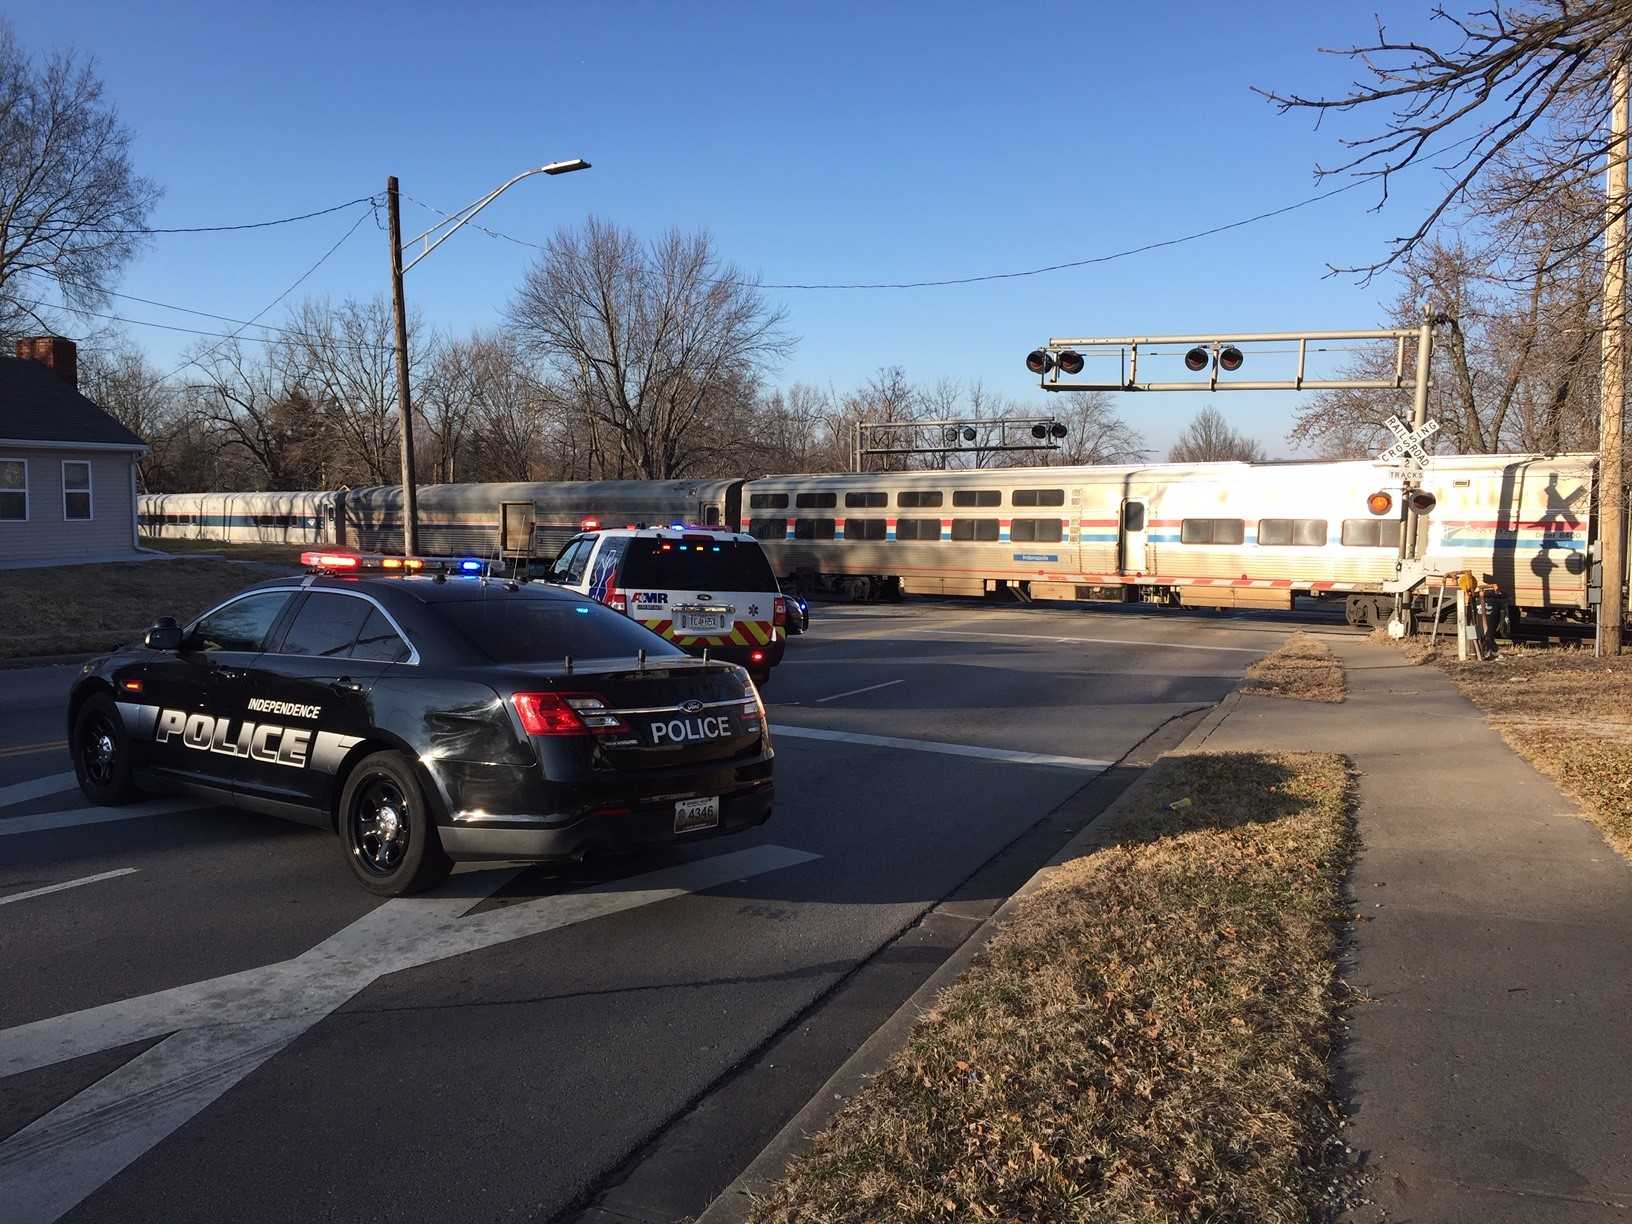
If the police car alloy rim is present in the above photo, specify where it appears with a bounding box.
[81,710,120,786]
[351,776,411,876]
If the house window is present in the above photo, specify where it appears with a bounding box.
[1341,518,1402,548]
[62,461,92,521]
[796,492,837,509]
[1257,518,1327,547]
[950,518,1000,542]
[897,490,943,508]
[894,518,941,541]
[1179,518,1246,545]
[0,459,26,521]
[952,489,1001,508]
[1011,518,1064,543]
[844,491,887,508]
[1011,488,1065,507]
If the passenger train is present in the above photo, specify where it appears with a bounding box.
[140,452,1606,627]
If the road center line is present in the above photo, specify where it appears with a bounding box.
[1,799,207,837]
[894,626,1267,654]
[0,772,79,809]
[0,843,819,1224]
[0,741,67,760]
[0,868,138,906]
[771,724,1111,772]
[813,679,904,704]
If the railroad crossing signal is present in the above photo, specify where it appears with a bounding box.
[1375,415,1440,467]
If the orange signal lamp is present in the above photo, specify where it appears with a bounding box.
[1366,491,1393,516]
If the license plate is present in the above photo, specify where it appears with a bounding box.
[681,613,723,632]
[674,796,720,833]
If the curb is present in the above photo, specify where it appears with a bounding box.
[695,695,1242,1224]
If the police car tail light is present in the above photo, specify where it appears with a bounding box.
[512,692,589,736]
[562,695,628,732]
[301,551,359,570]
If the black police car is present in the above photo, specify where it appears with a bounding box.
[66,557,775,895]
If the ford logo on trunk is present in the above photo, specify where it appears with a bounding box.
[679,699,705,714]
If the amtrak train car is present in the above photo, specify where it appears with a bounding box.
[138,491,340,545]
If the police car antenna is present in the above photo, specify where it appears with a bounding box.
[638,648,646,671]
[564,654,573,674]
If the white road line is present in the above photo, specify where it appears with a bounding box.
[0,771,79,809]
[0,868,138,906]
[0,843,819,1224]
[771,724,1111,772]
[895,626,1267,654]
[813,679,904,704]
[0,799,206,837]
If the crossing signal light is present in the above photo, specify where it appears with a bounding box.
[962,427,977,441]
[1056,349,1084,375]
[1026,349,1054,374]
[1218,345,1244,372]
[944,427,959,445]
[1406,489,1437,515]
[1050,422,1068,439]
[1366,491,1393,515]
[1184,346,1209,371]
[1031,423,1048,439]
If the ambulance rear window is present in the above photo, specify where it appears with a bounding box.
[618,538,777,593]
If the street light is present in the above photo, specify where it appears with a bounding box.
[387,159,591,554]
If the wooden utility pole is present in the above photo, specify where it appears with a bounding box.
[386,175,420,557]
[1601,62,1628,654]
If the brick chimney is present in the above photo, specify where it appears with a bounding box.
[15,336,78,389]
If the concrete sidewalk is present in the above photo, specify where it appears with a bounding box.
[1194,635,1632,1222]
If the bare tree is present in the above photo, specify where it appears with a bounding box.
[290,297,415,486]
[418,334,480,484]
[0,20,160,339]
[1051,391,1148,465]
[185,340,326,490]
[78,342,176,489]
[508,218,793,479]
[1169,406,1268,462]
[468,332,556,482]
[1259,4,1632,277]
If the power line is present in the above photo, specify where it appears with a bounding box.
[73,195,377,236]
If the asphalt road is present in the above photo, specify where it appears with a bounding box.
[0,598,1319,1223]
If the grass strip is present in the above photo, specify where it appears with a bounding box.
[1242,633,1346,702]
[0,557,299,658]
[750,751,1358,1224]
[141,537,311,564]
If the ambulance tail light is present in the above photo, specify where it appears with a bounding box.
[750,649,766,664]
[773,596,787,627]
[606,590,628,614]
[301,551,359,571]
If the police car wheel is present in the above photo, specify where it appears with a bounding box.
[338,751,451,896]
[73,692,139,805]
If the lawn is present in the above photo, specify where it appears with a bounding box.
[140,536,311,564]
[749,751,1359,1224]
[0,556,300,658]
[1242,632,1346,703]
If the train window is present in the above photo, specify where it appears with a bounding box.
[894,518,941,541]
[1122,502,1146,532]
[950,518,1000,542]
[1011,518,1064,543]
[1257,518,1329,547]
[1012,489,1065,507]
[897,490,943,508]
[952,489,1001,508]
[749,493,788,509]
[796,492,837,509]
[844,491,887,508]
[793,518,836,540]
[844,518,886,540]
[1340,518,1403,548]
[1180,518,1246,545]
[747,517,786,539]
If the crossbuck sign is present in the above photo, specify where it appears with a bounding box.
[1376,415,1440,468]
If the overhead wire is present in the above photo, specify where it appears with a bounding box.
[70,195,378,236]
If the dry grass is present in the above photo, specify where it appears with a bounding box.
[1435,649,1632,857]
[0,557,300,658]
[749,752,1359,1224]
[1243,633,1346,703]
[141,536,310,564]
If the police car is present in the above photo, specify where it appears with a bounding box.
[66,552,775,896]
[544,524,788,683]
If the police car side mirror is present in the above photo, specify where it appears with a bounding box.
[145,619,183,652]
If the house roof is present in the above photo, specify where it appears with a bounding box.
[0,357,145,449]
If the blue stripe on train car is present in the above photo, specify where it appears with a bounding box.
[1439,536,1584,551]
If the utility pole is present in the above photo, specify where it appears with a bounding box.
[1600,61,1628,654]
[386,175,420,557]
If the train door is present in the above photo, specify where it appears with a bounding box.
[500,501,536,558]
[1119,499,1147,575]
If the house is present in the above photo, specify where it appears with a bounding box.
[0,337,149,564]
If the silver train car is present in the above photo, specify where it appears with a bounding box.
[139,451,1610,625]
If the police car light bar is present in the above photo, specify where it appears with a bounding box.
[300,551,360,570]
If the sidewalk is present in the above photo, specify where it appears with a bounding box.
[1193,635,1632,1221]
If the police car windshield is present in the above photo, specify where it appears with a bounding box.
[434,595,684,664]
[619,539,776,592]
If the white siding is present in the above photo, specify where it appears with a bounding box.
[0,449,140,563]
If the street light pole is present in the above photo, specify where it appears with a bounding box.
[385,159,590,556]
[386,176,420,556]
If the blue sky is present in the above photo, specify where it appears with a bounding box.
[11,1,1456,458]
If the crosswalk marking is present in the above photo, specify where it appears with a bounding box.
[771,723,1112,771]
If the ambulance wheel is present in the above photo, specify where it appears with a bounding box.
[73,692,140,806]
[750,669,771,692]
[338,751,452,896]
